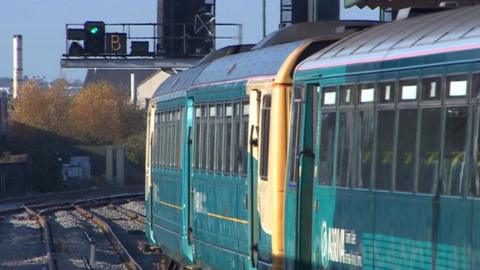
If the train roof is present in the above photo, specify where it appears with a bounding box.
[298,6,480,72]
[192,40,304,87]
[152,45,253,101]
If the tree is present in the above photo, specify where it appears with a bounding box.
[10,79,71,139]
[68,81,144,145]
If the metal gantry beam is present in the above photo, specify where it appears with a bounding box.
[60,57,200,69]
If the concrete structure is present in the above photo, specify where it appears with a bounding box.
[105,145,125,186]
[12,35,22,99]
[136,69,171,109]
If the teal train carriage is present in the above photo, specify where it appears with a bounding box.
[145,22,372,269]
[287,6,480,270]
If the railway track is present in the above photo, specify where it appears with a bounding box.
[0,191,157,270]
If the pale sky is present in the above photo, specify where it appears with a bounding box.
[0,0,379,82]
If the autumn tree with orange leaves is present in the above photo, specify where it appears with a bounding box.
[6,80,146,192]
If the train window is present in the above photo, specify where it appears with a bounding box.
[400,80,418,101]
[260,95,271,179]
[395,109,418,192]
[359,84,375,104]
[167,112,173,167]
[353,110,374,189]
[473,112,480,197]
[232,103,242,174]
[375,110,395,191]
[159,113,165,167]
[177,109,183,169]
[447,75,468,97]
[240,102,249,175]
[473,74,480,99]
[215,104,224,172]
[421,77,441,101]
[378,82,395,104]
[289,86,304,183]
[318,112,336,185]
[194,107,201,170]
[154,114,159,166]
[322,87,336,106]
[339,85,354,105]
[201,106,208,171]
[225,104,233,173]
[418,108,442,194]
[208,105,216,171]
[442,107,468,196]
[336,111,354,187]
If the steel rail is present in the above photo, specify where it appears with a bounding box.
[108,203,146,225]
[23,206,58,270]
[74,204,143,270]
[0,193,144,216]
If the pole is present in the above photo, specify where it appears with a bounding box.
[130,73,136,107]
[13,35,23,99]
[262,0,266,38]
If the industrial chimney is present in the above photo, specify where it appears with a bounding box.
[13,35,23,99]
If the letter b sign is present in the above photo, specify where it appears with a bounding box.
[106,33,127,55]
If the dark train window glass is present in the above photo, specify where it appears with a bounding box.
[473,74,480,99]
[153,114,159,166]
[318,112,336,185]
[421,77,441,101]
[359,84,375,104]
[447,75,468,98]
[172,111,177,168]
[418,108,442,194]
[170,112,175,168]
[194,107,201,170]
[354,110,374,189]
[160,113,165,167]
[201,106,208,171]
[336,111,355,187]
[167,112,173,167]
[379,82,395,104]
[399,80,418,101]
[224,104,233,173]
[442,107,468,196]
[232,103,242,174]
[215,104,224,172]
[289,87,303,182]
[339,85,354,105]
[322,87,336,106]
[177,109,184,169]
[395,109,418,192]
[375,110,395,191]
[473,111,480,197]
[155,114,160,166]
[260,95,271,179]
[240,102,249,175]
[208,106,216,171]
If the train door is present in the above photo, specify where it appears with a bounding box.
[146,103,156,242]
[473,102,480,269]
[247,88,260,268]
[182,98,195,262]
[284,83,317,269]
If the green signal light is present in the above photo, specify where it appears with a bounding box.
[89,27,99,34]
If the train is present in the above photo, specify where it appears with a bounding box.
[145,6,480,270]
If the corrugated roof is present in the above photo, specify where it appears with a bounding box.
[298,6,480,71]
[193,41,304,86]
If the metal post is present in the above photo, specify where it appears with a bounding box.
[262,0,266,38]
[83,232,96,266]
[183,24,187,55]
[13,35,23,99]
[130,73,136,107]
